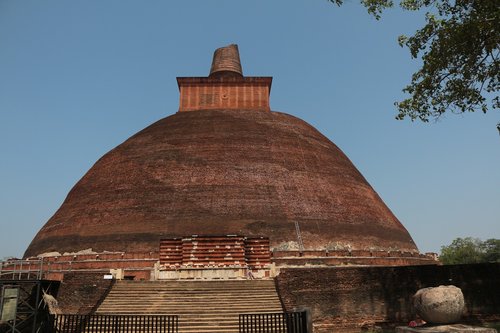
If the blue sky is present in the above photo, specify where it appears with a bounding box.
[0,1,498,258]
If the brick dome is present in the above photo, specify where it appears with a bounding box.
[24,109,418,257]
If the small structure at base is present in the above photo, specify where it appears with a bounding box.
[156,235,272,280]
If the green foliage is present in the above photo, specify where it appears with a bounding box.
[439,237,483,264]
[482,238,500,262]
[439,237,500,264]
[328,0,500,130]
[328,0,393,20]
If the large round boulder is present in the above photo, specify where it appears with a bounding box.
[413,285,465,324]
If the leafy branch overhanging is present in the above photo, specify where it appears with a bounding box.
[329,0,500,131]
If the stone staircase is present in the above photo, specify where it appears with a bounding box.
[96,280,284,333]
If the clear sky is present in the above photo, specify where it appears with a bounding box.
[1,1,498,259]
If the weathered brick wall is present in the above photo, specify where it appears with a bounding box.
[177,77,271,112]
[276,263,500,332]
[56,273,114,314]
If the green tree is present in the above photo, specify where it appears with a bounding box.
[329,0,500,131]
[439,237,484,264]
[481,238,500,262]
[439,237,500,264]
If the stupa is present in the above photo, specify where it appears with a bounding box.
[23,45,435,277]
[5,46,495,333]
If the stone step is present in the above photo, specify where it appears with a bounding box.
[108,288,277,293]
[106,290,278,295]
[108,288,274,292]
[105,294,276,299]
[99,303,282,308]
[101,296,280,301]
[109,285,276,289]
[179,327,284,333]
[99,296,278,300]
[96,280,283,333]
[105,290,279,294]
[95,312,284,317]
[108,294,272,298]
[180,325,239,330]
[105,296,276,300]
[99,304,282,309]
[97,308,284,313]
[112,281,275,287]
[100,294,281,299]
[98,297,281,302]
[114,280,274,283]
[96,309,284,315]
[99,303,281,308]
[95,310,284,316]
[110,284,276,288]
[80,326,247,333]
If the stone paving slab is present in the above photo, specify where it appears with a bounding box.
[396,324,497,333]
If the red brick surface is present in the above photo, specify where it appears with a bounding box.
[159,235,271,268]
[25,109,418,257]
[276,263,500,332]
[177,77,272,112]
[56,273,114,314]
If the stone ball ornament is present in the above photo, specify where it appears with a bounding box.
[413,285,465,324]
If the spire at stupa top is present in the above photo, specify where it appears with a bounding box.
[209,44,243,78]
